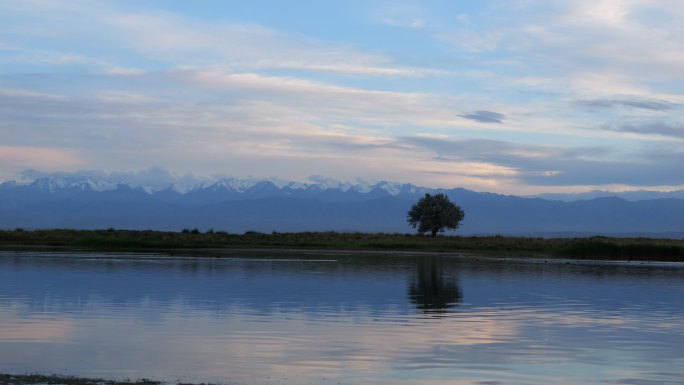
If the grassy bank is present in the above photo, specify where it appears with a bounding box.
[1,229,683,261]
[0,373,225,385]
[0,374,168,385]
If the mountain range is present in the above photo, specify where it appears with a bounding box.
[1,176,684,238]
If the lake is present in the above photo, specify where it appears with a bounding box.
[1,251,683,385]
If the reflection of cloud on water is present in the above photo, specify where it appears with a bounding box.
[0,307,74,342]
[1,299,682,385]
[0,306,520,383]
[188,313,577,385]
[498,306,680,334]
[141,311,522,384]
[136,306,684,385]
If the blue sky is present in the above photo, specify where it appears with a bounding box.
[1,0,683,194]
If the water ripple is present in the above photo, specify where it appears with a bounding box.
[1,252,683,385]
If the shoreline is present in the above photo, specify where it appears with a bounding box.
[1,229,684,262]
[3,247,681,269]
[0,373,181,385]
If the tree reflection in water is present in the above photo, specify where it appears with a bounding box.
[408,258,462,314]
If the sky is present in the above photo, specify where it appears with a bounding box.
[1,0,683,194]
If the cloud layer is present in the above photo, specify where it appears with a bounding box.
[1,0,683,193]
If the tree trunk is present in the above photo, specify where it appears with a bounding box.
[431,229,437,237]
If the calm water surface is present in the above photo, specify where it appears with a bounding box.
[1,251,683,385]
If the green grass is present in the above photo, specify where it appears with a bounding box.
[1,229,683,261]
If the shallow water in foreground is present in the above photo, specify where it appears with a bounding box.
[1,251,683,385]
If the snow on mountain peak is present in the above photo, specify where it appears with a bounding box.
[284,181,307,190]
[210,178,261,193]
[78,179,117,192]
[377,181,402,196]
[164,183,194,194]
[31,176,69,192]
[350,179,373,193]
[307,175,346,190]
[29,176,117,193]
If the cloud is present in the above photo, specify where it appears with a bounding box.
[460,110,505,124]
[106,66,146,76]
[0,1,448,78]
[605,120,684,139]
[401,136,596,165]
[19,167,209,189]
[399,135,684,187]
[576,98,678,111]
[2,0,684,193]
[0,75,461,187]
[104,9,443,78]
[372,3,428,29]
[437,1,684,101]
[4,68,683,190]
[0,146,82,180]
[174,69,469,130]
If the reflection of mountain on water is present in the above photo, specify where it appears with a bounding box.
[0,253,417,319]
[2,252,683,320]
[408,259,462,314]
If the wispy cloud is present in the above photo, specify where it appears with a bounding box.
[576,98,678,111]
[374,3,427,29]
[105,9,443,78]
[0,1,446,78]
[605,120,684,139]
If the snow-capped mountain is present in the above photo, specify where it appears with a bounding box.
[2,175,431,200]
[28,176,118,193]
[189,178,261,194]
[2,173,684,237]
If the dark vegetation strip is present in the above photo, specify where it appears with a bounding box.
[1,229,684,261]
[0,373,202,385]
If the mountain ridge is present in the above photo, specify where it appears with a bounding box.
[1,175,683,237]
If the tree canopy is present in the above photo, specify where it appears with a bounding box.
[407,193,465,237]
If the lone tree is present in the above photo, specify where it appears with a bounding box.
[407,193,465,237]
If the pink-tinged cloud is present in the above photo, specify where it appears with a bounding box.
[0,146,82,170]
